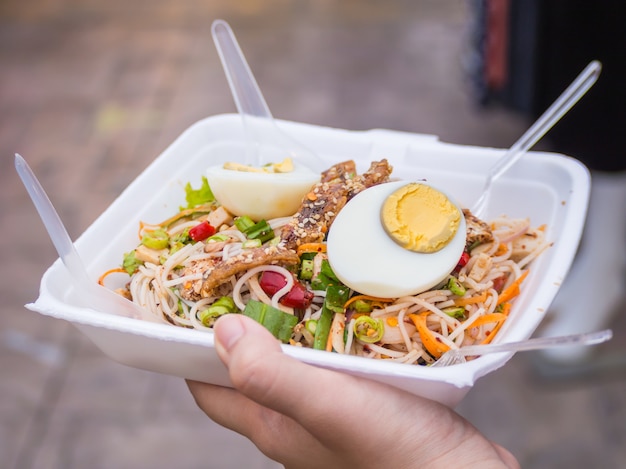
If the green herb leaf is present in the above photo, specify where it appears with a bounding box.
[243,300,298,343]
[184,176,215,208]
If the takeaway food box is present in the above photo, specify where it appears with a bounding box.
[27,114,590,407]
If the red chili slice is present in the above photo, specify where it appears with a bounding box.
[259,271,314,309]
[454,251,470,271]
[189,221,216,242]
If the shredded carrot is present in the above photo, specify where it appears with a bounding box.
[98,268,128,286]
[497,270,529,305]
[467,312,507,329]
[480,310,509,344]
[343,294,393,310]
[500,301,512,316]
[480,322,504,345]
[471,304,512,344]
[453,291,488,307]
[326,330,333,352]
[464,312,507,345]
[296,243,327,255]
[409,313,450,359]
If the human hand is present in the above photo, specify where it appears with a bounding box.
[187,314,519,469]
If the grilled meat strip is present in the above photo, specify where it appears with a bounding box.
[463,209,494,249]
[197,244,300,299]
[281,159,393,248]
[198,159,393,297]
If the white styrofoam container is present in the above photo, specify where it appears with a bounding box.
[27,114,590,407]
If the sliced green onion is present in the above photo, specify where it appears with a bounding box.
[312,284,350,350]
[299,252,317,261]
[242,239,262,249]
[245,219,274,243]
[168,228,192,255]
[268,236,281,246]
[171,227,191,245]
[141,229,169,250]
[311,259,342,290]
[212,296,237,313]
[198,296,238,327]
[305,318,318,335]
[313,306,333,350]
[234,215,255,233]
[122,250,143,275]
[176,299,186,317]
[324,284,350,313]
[447,276,466,296]
[352,299,372,313]
[353,315,384,343]
[235,216,275,244]
[443,306,466,319]
[320,259,340,283]
[207,233,230,242]
[300,259,314,280]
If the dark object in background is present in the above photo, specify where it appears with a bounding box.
[470,0,626,172]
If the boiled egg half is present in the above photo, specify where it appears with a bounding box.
[206,158,320,221]
[327,181,467,298]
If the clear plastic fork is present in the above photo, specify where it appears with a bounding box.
[211,19,324,172]
[14,153,163,323]
[431,328,612,367]
[471,60,601,218]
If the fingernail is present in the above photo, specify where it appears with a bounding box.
[215,315,245,353]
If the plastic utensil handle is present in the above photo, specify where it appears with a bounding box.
[487,60,601,185]
[212,19,273,118]
[471,60,601,216]
[455,328,612,357]
[14,154,92,288]
[14,153,158,322]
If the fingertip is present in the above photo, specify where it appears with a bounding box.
[213,314,245,363]
[213,314,282,365]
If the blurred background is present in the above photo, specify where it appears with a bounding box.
[1,1,625,468]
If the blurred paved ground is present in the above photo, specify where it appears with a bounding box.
[1,1,625,468]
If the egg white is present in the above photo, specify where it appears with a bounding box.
[327,181,467,298]
[206,163,320,221]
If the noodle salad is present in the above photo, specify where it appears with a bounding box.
[101,160,551,366]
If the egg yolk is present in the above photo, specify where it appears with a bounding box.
[381,183,461,253]
[223,157,294,173]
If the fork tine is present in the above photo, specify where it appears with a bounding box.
[431,350,465,367]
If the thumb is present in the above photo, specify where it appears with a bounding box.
[212,315,438,454]
[213,314,352,421]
